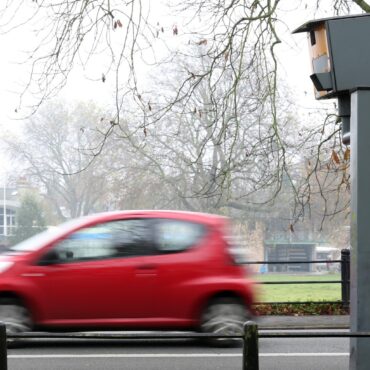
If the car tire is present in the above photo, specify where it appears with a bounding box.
[201,297,250,347]
[0,299,32,335]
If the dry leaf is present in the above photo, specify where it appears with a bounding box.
[289,224,294,233]
[117,20,122,27]
[173,25,178,35]
[102,73,106,83]
[197,39,207,46]
[224,51,229,61]
[144,127,147,137]
[148,102,152,111]
[113,21,117,29]
[344,148,350,161]
[331,150,340,164]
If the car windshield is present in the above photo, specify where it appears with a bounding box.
[9,218,90,253]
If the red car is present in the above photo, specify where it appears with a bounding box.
[0,210,255,344]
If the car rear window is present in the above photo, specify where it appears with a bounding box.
[154,219,206,253]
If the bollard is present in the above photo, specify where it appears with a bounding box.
[0,323,7,370]
[341,248,350,308]
[243,321,259,370]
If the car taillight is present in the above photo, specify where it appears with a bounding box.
[221,221,248,265]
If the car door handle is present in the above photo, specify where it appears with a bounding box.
[135,264,157,276]
[137,264,156,269]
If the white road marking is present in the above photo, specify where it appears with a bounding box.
[9,354,240,358]
[261,353,349,357]
[8,353,349,359]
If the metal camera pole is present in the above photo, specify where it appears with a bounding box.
[294,14,370,368]
[348,88,370,369]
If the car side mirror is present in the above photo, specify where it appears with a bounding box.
[38,249,60,266]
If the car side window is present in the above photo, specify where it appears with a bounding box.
[154,219,205,253]
[43,219,154,264]
[110,219,154,257]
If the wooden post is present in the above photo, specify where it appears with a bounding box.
[243,321,259,370]
[0,323,7,370]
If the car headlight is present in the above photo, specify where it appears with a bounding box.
[0,261,14,273]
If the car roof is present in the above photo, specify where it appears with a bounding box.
[9,211,229,254]
[77,210,228,227]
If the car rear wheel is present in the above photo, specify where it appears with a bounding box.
[201,297,250,347]
[0,300,32,335]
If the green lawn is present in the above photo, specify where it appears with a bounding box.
[254,273,342,302]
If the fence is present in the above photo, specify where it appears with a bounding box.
[242,321,370,370]
[3,322,370,370]
[244,248,350,307]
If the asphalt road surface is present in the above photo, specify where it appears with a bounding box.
[7,330,349,370]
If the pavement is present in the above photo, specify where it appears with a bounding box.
[256,315,350,329]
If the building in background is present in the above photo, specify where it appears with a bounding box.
[0,186,19,245]
[0,177,39,246]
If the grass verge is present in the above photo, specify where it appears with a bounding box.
[252,273,348,315]
[254,273,342,302]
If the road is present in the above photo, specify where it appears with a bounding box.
[7,330,349,370]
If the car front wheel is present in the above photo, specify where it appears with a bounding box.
[201,297,250,347]
[0,300,32,335]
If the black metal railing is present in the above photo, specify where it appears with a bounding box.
[3,322,370,370]
[243,249,350,306]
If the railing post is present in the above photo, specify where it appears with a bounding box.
[341,248,350,308]
[0,323,7,370]
[243,321,259,370]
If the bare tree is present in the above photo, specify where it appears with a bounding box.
[105,49,346,224]
[0,0,365,223]
[3,101,115,220]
